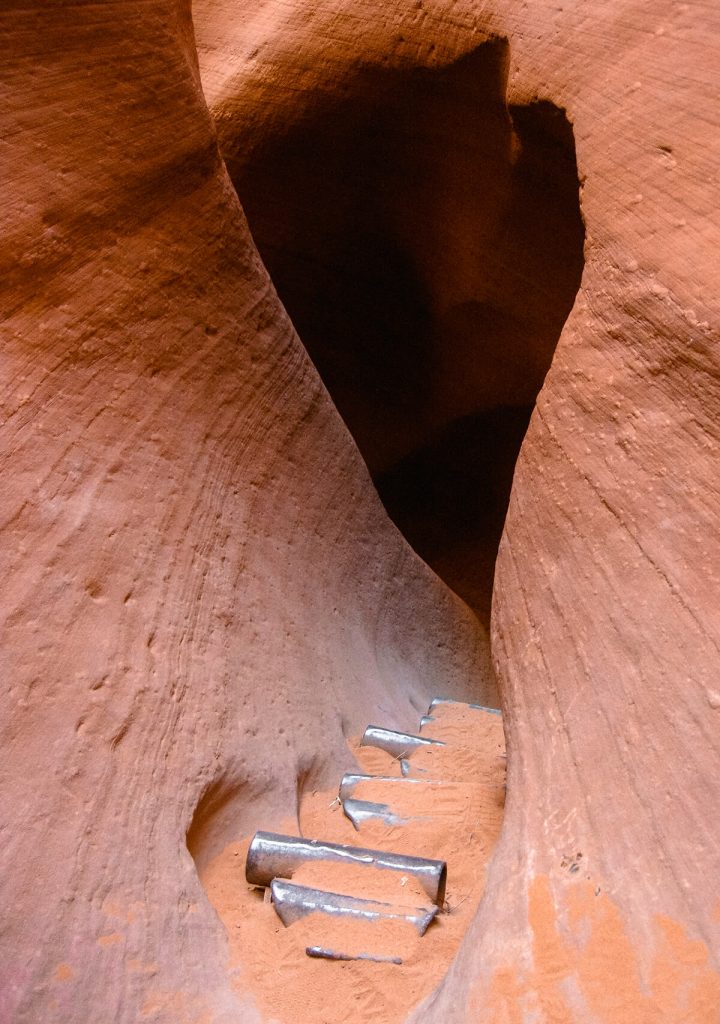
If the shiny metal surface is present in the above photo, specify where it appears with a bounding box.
[428,697,501,715]
[342,797,406,830]
[270,879,437,934]
[360,725,445,759]
[306,946,402,965]
[338,773,435,801]
[246,830,447,905]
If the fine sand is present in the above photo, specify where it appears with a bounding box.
[201,704,506,1022]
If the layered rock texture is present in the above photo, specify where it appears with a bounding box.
[2,0,720,1022]
[196,18,586,626]
[1,4,490,1021]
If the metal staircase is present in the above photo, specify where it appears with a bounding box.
[244,698,506,966]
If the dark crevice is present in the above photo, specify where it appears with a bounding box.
[220,40,585,626]
[377,406,534,625]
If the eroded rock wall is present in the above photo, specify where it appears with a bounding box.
[3,0,719,1021]
[193,0,720,1020]
[0,4,492,1021]
[194,5,586,625]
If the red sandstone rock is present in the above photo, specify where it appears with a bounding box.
[0,4,491,1021]
[193,5,720,1015]
[2,0,720,1021]
[194,4,586,626]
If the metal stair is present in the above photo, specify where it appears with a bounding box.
[245,697,505,965]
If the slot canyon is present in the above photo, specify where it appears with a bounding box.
[1,1,719,1023]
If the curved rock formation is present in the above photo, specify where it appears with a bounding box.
[2,0,720,1021]
[0,3,491,1022]
[194,2,720,1018]
[195,13,586,625]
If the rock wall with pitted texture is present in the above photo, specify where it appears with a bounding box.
[0,4,491,1022]
[2,0,719,1021]
[201,0,720,1017]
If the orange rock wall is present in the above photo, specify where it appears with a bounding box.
[198,0,720,1017]
[2,0,719,1021]
[0,3,491,1021]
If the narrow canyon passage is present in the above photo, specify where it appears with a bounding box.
[215,41,586,625]
[189,34,585,1023]
[3,1,719,1022]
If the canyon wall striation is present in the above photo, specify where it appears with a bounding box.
[1,3,490,1021]
[2,0,719,1021]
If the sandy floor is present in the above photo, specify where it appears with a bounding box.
[201,704,506,1023]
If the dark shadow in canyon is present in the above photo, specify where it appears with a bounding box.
[220,41,585,626]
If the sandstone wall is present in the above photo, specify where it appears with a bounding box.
[195,1,720,1020]
[2,0,719,1021]
[0,4,491,1021]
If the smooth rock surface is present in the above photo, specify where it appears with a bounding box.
[196,0,720,1018]
[2,0,719,1021]
[194,1,587,625]
[0,4,491,1022]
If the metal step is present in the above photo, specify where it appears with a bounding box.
[270,878,438,935]
[338,773,502,830]
[340,772,482,803]
[342,797,407,830]
[306,946,402,965]
[427,697,502,716]
[246,831,447,905]
[339,773,445,802]
[360,725,445,759]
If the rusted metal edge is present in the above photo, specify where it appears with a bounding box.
[306,946,402,965]
[360,725,445,759]
[271,878,437,934]
[246,831,447,905]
